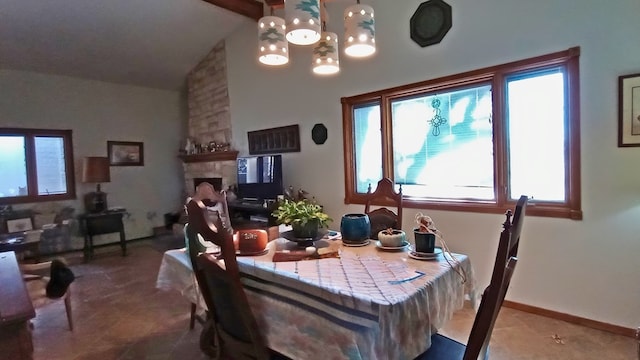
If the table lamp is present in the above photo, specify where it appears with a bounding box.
[82,156,110,213]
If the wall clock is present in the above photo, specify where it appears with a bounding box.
[410,0,452,47]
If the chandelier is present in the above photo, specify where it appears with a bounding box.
[257,0,376,75]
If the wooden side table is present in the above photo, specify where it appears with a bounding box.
[79,211,126,262]
[0,232,41,262]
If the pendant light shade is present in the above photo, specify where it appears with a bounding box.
[344,4,376,58]
[258,16,289,66]
[285,0,321,46]
[312,31,340,75]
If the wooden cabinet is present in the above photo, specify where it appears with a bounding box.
[227,201,277,230]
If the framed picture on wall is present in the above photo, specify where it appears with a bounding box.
[108,141,144,166]
[618,73,640,147]
[6,217,33,233]
[247,124,300,155]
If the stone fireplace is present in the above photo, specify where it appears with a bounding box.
[182,40,236,196]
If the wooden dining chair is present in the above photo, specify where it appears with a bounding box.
[187,199,283,360]
[184,184,230,330]
[183,220,207,330]
[20,258,74,331]
[636,326,639,360]
[363,178,403,239]
[417,195,528,360]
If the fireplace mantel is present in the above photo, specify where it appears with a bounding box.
[178,151,238,163]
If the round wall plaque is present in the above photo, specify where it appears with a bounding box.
[311,123,328,145]
[410,0,452,48]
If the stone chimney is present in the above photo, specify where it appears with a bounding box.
[183,40,236,195]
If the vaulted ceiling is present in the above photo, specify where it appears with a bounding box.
[0,0,268,90]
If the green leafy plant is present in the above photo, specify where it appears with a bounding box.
[272,199,332,228]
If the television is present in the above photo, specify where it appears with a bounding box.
[236,155,283,201]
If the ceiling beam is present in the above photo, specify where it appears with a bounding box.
[201,0,265,21]
[264,0,284,9]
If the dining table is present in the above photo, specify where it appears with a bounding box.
[156,236,477,360]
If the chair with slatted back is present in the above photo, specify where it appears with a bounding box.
[184,184,230,330]
[363,178,403,239]
[186,199,281,360]
[417,195,528,360]
[21,258,74,331]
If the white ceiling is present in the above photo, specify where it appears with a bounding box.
[0,0,252,90]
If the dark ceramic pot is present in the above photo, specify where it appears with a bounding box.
[414,229,436,253]
[340,213,371,243]
[292,219,320,239]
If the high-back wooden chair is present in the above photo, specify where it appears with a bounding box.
[419,195,528,360]
[186,199,271,360]
[363,178,403,239]
[184,186,230,330]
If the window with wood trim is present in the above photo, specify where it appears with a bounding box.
[342,47,581,219]
[0,128,76,204]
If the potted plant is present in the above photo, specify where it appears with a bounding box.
[272,199,332,238]
[377,228,406,247]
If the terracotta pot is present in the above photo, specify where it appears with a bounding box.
[234,229,268,253]
[377,229,406,247]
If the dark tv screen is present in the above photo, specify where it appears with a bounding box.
[236,155,283,200]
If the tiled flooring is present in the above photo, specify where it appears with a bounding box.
[29,239,635,360]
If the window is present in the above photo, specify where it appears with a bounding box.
[0,128,76,204]
[342,47,581,219]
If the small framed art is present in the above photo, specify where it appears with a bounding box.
[618,73,640,147]
[6,218,33,233]
[108,141,144,166]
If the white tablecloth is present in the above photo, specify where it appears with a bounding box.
[156,239,476,360]
[155,248,206,311]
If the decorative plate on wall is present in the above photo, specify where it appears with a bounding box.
[410,0,452,48]
[311,123,328,145]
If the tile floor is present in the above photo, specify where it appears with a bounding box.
[29,239,635,360]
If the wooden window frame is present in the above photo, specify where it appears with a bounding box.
[0,128,76,204]
[341,47,582,219]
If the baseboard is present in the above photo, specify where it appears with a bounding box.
[153,226,173,236]
[503,300,636,338]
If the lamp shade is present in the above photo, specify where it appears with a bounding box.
[312,31,340,75]
[258,16,289,66]
[82,157,110,183]
[285,0,321,46]
[344,4,376,58]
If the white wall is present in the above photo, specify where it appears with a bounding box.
[226,0,640,328]
[0,70,186,240]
